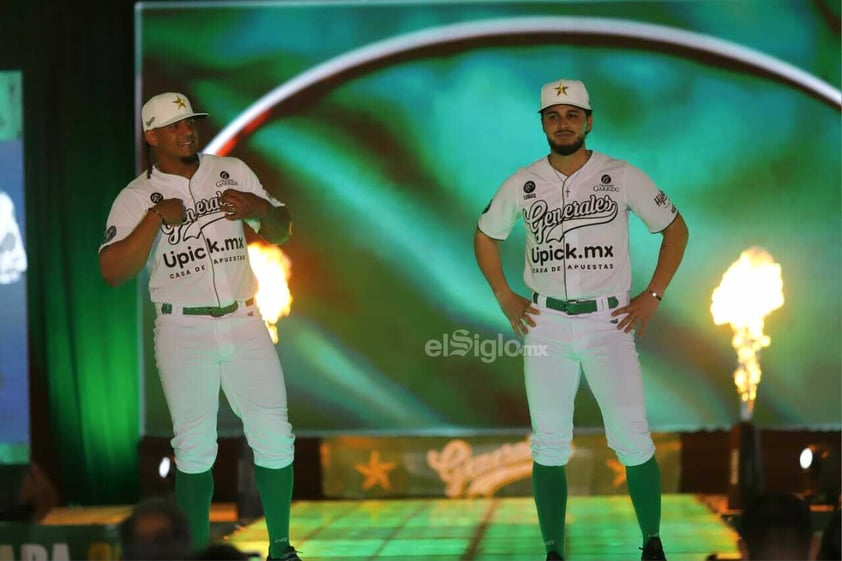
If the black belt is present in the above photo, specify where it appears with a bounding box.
[533,293,618,315]
[161,297,255,317]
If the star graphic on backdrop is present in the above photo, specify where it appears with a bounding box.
[354,450,397,491]
[606,459,627,488]
[173,95,186,109]
[554,84,569,96]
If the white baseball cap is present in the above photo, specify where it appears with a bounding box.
[141,92,208,131]
[538,79,591,112]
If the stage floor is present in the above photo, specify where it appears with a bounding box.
[223,494,740,560]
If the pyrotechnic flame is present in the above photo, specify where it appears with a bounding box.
[710,247,784,420]
[247,242,292,344]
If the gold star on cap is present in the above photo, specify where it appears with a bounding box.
[554,84,569,96]
[354,450,397,491]
[173,95,186,109]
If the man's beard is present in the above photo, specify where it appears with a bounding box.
[548,133,585,156]
[179,154,199,165]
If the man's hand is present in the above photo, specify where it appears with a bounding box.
[219,189,269,221]
[611,291,660,338]
[153,198,186,225]
[497,290,540,337]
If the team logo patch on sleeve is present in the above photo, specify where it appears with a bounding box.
[523,181,537,200]
[654,190,670,207]
[150,192,163,204]
[102,225,117,244]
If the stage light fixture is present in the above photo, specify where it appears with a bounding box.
[139,437,179,498]
[158,456,173,479]
[799,446,815,470]
[800,444,841,508]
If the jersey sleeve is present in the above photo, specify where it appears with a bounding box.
[234,158,285,233]
[623,165,678,233]
[477,173,521,240]
[98,187,151,253]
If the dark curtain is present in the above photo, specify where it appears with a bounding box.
[2,0,141,504]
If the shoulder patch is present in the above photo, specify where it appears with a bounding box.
[654,190,670,208]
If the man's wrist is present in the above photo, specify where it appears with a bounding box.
[148,206,166,225]
[492,287,513,301]
[647,289,663,301]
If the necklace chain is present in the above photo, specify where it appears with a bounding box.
[549,151,591,198]
[550,161,581,198]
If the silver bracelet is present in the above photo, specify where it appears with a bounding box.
[648,290,662,301]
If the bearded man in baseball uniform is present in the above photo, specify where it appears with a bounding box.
[474,79,689,561]
[100,93,300,560]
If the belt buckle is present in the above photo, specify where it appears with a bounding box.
[210,302,238,317]
[566,299,590,315]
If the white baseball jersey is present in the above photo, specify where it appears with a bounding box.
[478,152,677,300]
[99,153,283,306]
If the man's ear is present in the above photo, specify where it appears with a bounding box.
[144,130,158,147]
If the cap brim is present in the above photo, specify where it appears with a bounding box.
[152,112,209,129]
[538,103,591,113]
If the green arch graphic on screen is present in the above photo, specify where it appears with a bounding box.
[137,1,841,435]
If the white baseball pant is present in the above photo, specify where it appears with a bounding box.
[153,302,295,474]
[523,294,656,467]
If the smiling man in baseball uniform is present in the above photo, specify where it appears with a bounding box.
[99,92,300,560]
[474,79,689,560]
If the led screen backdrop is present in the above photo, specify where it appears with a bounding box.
[136,1,840,436]
[0,70,29,462]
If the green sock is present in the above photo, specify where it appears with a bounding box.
[532,462,567,555]
[626,455,662,543]
[175,469,214,549]
[254,464,294,558]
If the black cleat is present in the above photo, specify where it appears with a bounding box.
[640,536,666,560]
[546,551,564,561]
[268,545,302,561]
